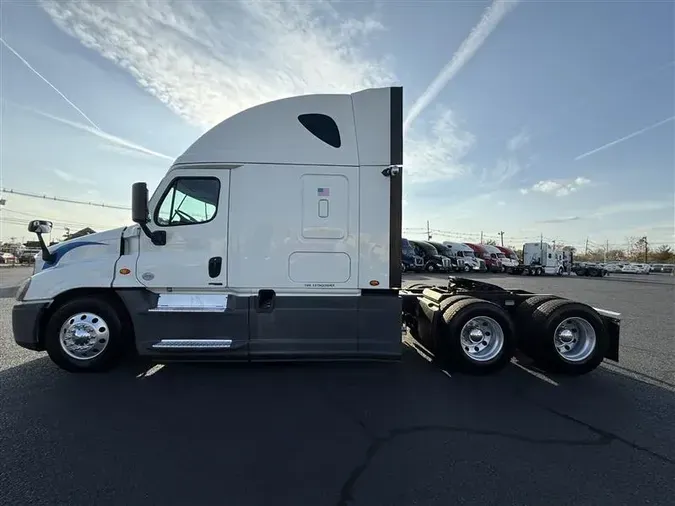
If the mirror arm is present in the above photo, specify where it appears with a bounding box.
[139,223,166,246]
[36,232,56,263]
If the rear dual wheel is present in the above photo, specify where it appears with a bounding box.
[516,296,609,375]
[434,297,516,375]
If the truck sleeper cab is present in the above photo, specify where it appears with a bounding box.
[12,86,622,378]
[515,242,564,276]
[13,87,405,372]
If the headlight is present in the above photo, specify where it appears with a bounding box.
[16,277,32,302]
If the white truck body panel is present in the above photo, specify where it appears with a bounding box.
[522,242,564,275]
[26,227,127,300]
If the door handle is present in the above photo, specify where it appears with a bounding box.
[208,257,222,278]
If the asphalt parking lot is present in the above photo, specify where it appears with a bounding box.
[1,271,674,505]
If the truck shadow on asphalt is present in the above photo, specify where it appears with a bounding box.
[1,349,674,506]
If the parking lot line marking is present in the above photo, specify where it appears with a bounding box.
[512,361,559,386]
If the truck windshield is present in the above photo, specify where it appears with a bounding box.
[431,244,452,256]
[402,243,415,255]
[461,251,475,258]
[497,253,505,258]
[418,243,438,255]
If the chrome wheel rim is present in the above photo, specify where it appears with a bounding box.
[459,316,504,362]
[553,317,596,363]
[59,312,110,360]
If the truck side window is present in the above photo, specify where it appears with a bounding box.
[155,177,220,226]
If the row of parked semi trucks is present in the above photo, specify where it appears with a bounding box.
[403,239,573,276]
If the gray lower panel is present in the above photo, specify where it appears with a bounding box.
[357,294,402,357]
[115,289,249,359]
[115,289,403,361]
[250,292,402,360]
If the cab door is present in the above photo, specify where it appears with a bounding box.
[135,168,229,290]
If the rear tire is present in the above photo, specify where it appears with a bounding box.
[436,298,516,375]
[515,295,563,355]
[44,296,128,373]
[524,299,609,375]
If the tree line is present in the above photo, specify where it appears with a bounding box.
[481,237,675,264]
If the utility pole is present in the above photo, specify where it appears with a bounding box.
[643,236,648,263]
[498,231,505,247]
[585,237,589,255]
[480,231,484,244]
[426,220,432,241]
[604,240,608,263]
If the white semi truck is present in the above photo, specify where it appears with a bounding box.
[509,242,566,276]
[441,242,486,272]
[12,86,621,376]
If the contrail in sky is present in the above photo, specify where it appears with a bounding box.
[574,116,675,161]
[3,98,175,161]
[0,36,101,130]
[403,0,520,134]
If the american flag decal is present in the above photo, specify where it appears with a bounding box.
[317,187,330,197]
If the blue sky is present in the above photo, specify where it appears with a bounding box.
[1,0,673,251]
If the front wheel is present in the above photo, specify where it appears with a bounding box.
[44,296,128,373]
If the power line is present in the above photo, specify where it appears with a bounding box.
[0,188,130,210]
[1,208,114,230]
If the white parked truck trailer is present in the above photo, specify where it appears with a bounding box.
[13,87,621,376]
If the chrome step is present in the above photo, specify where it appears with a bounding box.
[152,339,233,349]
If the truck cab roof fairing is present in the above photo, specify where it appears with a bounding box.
[172,87,398,168]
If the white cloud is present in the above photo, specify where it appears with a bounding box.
[521,176,591,197]
[480,128,531,188]
[52,169,95,186]
[404,109,475,183]
[536,216,582,224]
[38,0,478,185]
[590,200,674,218]
[507,130,529,152]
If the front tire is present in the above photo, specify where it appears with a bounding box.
[436,298,516,375]
[44,296,128,373]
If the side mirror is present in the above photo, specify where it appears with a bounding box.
[27,220,55,263]
[131,182,149,224]
[130,181,166,246]
[28,220,53,235]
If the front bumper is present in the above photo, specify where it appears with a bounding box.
[12,300,50,351]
